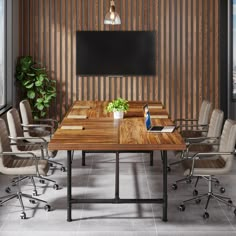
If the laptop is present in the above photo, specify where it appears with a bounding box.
[144,104,175,133]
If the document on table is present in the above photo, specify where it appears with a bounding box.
[67,115,87,119]
[61,126,84,130]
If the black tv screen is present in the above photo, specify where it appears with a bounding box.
[76,31,156,76]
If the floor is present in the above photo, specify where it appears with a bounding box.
[0,151,236,236]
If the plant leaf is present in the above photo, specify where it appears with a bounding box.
[35,80,42,86]
[36,103,44,111]
[27,90,35,99]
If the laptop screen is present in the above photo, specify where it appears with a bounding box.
[145,110,152,130]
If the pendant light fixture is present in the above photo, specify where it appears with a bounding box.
[104,0,121,25]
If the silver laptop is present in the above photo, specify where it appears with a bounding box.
[144,105,175,133]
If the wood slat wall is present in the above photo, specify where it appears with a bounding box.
[19,0,219,121]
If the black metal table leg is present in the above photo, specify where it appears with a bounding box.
[67,150,72,222]
[82,151,86,166]
[150,151,154,166]
[162,150,168,222]
[115,152,119,202]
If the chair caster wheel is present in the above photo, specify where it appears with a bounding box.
[234,209,236,216]
[53,184,59,190]
[193,189,198,196]
[203,212,209,219]
[32,190,38,196]
[228,200,233,205]
[215,180,220,187]
[220,187,225,193]
[172,184,177,190]
[186,179,192,184]
[61,167,66,172]
[39,179,45,184]
[195,198,201,204]
[49,163,54,167]
[5,187,11,193]
[20,212,26,219]
[179,204,185,211]
[167,166,171,172]
[29,199,36,204]
[44,204,51,212]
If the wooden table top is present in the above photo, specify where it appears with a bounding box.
[48,101,186,151]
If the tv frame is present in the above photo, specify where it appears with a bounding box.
[76,31,156,76]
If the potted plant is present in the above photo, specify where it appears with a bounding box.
[16,56,56,119]
[106,98,129,119]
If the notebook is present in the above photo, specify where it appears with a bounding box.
[144,104,175,133]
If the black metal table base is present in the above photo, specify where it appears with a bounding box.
[82,150,154,166]
[67,150,168,222]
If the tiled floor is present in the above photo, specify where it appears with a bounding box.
[0,151,236,236]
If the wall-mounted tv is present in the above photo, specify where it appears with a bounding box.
[76,31,156,76]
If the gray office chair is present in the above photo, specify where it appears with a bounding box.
[7,108,60,193]
[174,100,212,138]
[0,118,51,219]
[178,119,236,219]
[8,107,65,172]
[19,99,58,142]
[170,109,224,175]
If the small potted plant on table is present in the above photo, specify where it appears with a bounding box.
[106,98,129,119]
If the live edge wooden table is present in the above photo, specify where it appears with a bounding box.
[48,101,186,222]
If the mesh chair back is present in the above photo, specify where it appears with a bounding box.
[198,100,212,126]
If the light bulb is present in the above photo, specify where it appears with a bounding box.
[110,12,115,20]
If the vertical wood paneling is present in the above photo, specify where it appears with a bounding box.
[20,0,220,121]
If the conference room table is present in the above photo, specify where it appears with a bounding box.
[48,101,186,222]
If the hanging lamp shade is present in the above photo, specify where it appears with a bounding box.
[104,0,121,25]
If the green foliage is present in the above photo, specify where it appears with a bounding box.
[16,56,56,119]
[106,98,129,112]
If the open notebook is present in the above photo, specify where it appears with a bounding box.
[144,104,175,133]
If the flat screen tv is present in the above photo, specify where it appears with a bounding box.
[76,31,156,76]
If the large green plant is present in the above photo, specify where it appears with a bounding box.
[16,56,56,119]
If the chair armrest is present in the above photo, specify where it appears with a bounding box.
[192,151,234,159]
[21,123,54,136]
[177,124,208,129]
[0,151,40,175]
[189,151,234,176]
[174,118,198,123]
[34,118,59,130]
[0,151,37,158]
[21,123,53,129]
[9,136,48,143]
[186,136,219,144]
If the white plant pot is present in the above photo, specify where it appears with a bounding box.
[113,111,124,119]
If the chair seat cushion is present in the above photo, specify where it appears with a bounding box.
[180,130,205,138]
[29,127,51,138]
[182,157,226,176]
[17,142,57,158]
[3,157,49,176]
[188,144,215,153]
[25,134,51,143]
